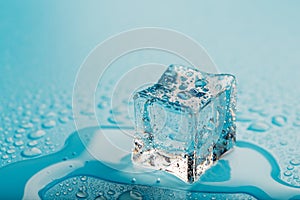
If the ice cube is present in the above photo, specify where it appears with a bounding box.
[132,64,236,183]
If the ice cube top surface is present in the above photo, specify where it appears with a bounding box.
[132,64,236,183]
[136,64,235,113]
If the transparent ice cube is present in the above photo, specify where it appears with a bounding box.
[132,64,236,183]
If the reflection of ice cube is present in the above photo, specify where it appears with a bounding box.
[132,64,236,183]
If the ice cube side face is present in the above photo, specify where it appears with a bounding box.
[132,65,236,183]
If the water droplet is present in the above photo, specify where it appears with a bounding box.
[80,176,87,182]
[5,137,13,143]
[30,118,40,123]
[287,165,294,170]
[195,79,207,88]
[42,120,56,129]
[186,71,193,77]
[293,120,300,127]
[58,116,69,124]
[117,190,143,200]
[80,110,94,116]
[215,84,222,90]
[76,190,88,199]
[178,84,188,90]
[107,117,120,124]
[43,112,57,118]
[14,140,24,147]
[6,149,15,154]
[284,170,292,177]
[20,122,34,129]
[1,155,9,160]
[107,189,116,195]
[156,178,161,183]
[28,130,46,139]
[271,115,287,127]
[247,122,270,132]
[177,92,191,100]
[290,158,300,166]
[21,147,42,157]
[28,140,38,147]
[15,128,26,134]
[95,195,107,200]
[131,177,136,183]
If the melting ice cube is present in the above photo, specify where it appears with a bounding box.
[132,64,236,183]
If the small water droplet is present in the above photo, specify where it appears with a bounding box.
[178,84,188,90]
[28,140,38,147]
[21,147,42,157]
[195,79,207,87]
[156,178,161,183]
[186,71,193,77]
[5,137,13,143]
[30,118,40,123]
[42,120,56,129]
[177,92,191,100]
[107,189,116,195]
[80,176,87,182]
[284,170,292,177]
[117,190,143,200]
[271,115,287,127]
[76,190,88,199]
[15,128,26,134]
[280,140,288,146]
[28,130,46,139]
[287,165,294,170]
[215,84,222,90]
[14,140,24,147]
[6,149,15,154]
[107,117,120,124]
[95,195,107,200]
[58,116,69,124]
[247,122,270,132]
[20,122,34,129]
[290,158,300,166]
[2,154,9,160]
[131,177,136,183]
[293,120,300,127]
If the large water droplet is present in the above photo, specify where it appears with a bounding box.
[271,115,287,127]
[28,130,46,139]
[21,147,42,157]
[117,190,143,200]
[247,122,270,132]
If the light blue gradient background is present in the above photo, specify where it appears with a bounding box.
[1,1,300,87]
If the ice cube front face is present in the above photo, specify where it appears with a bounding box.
[132,65,236,183]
